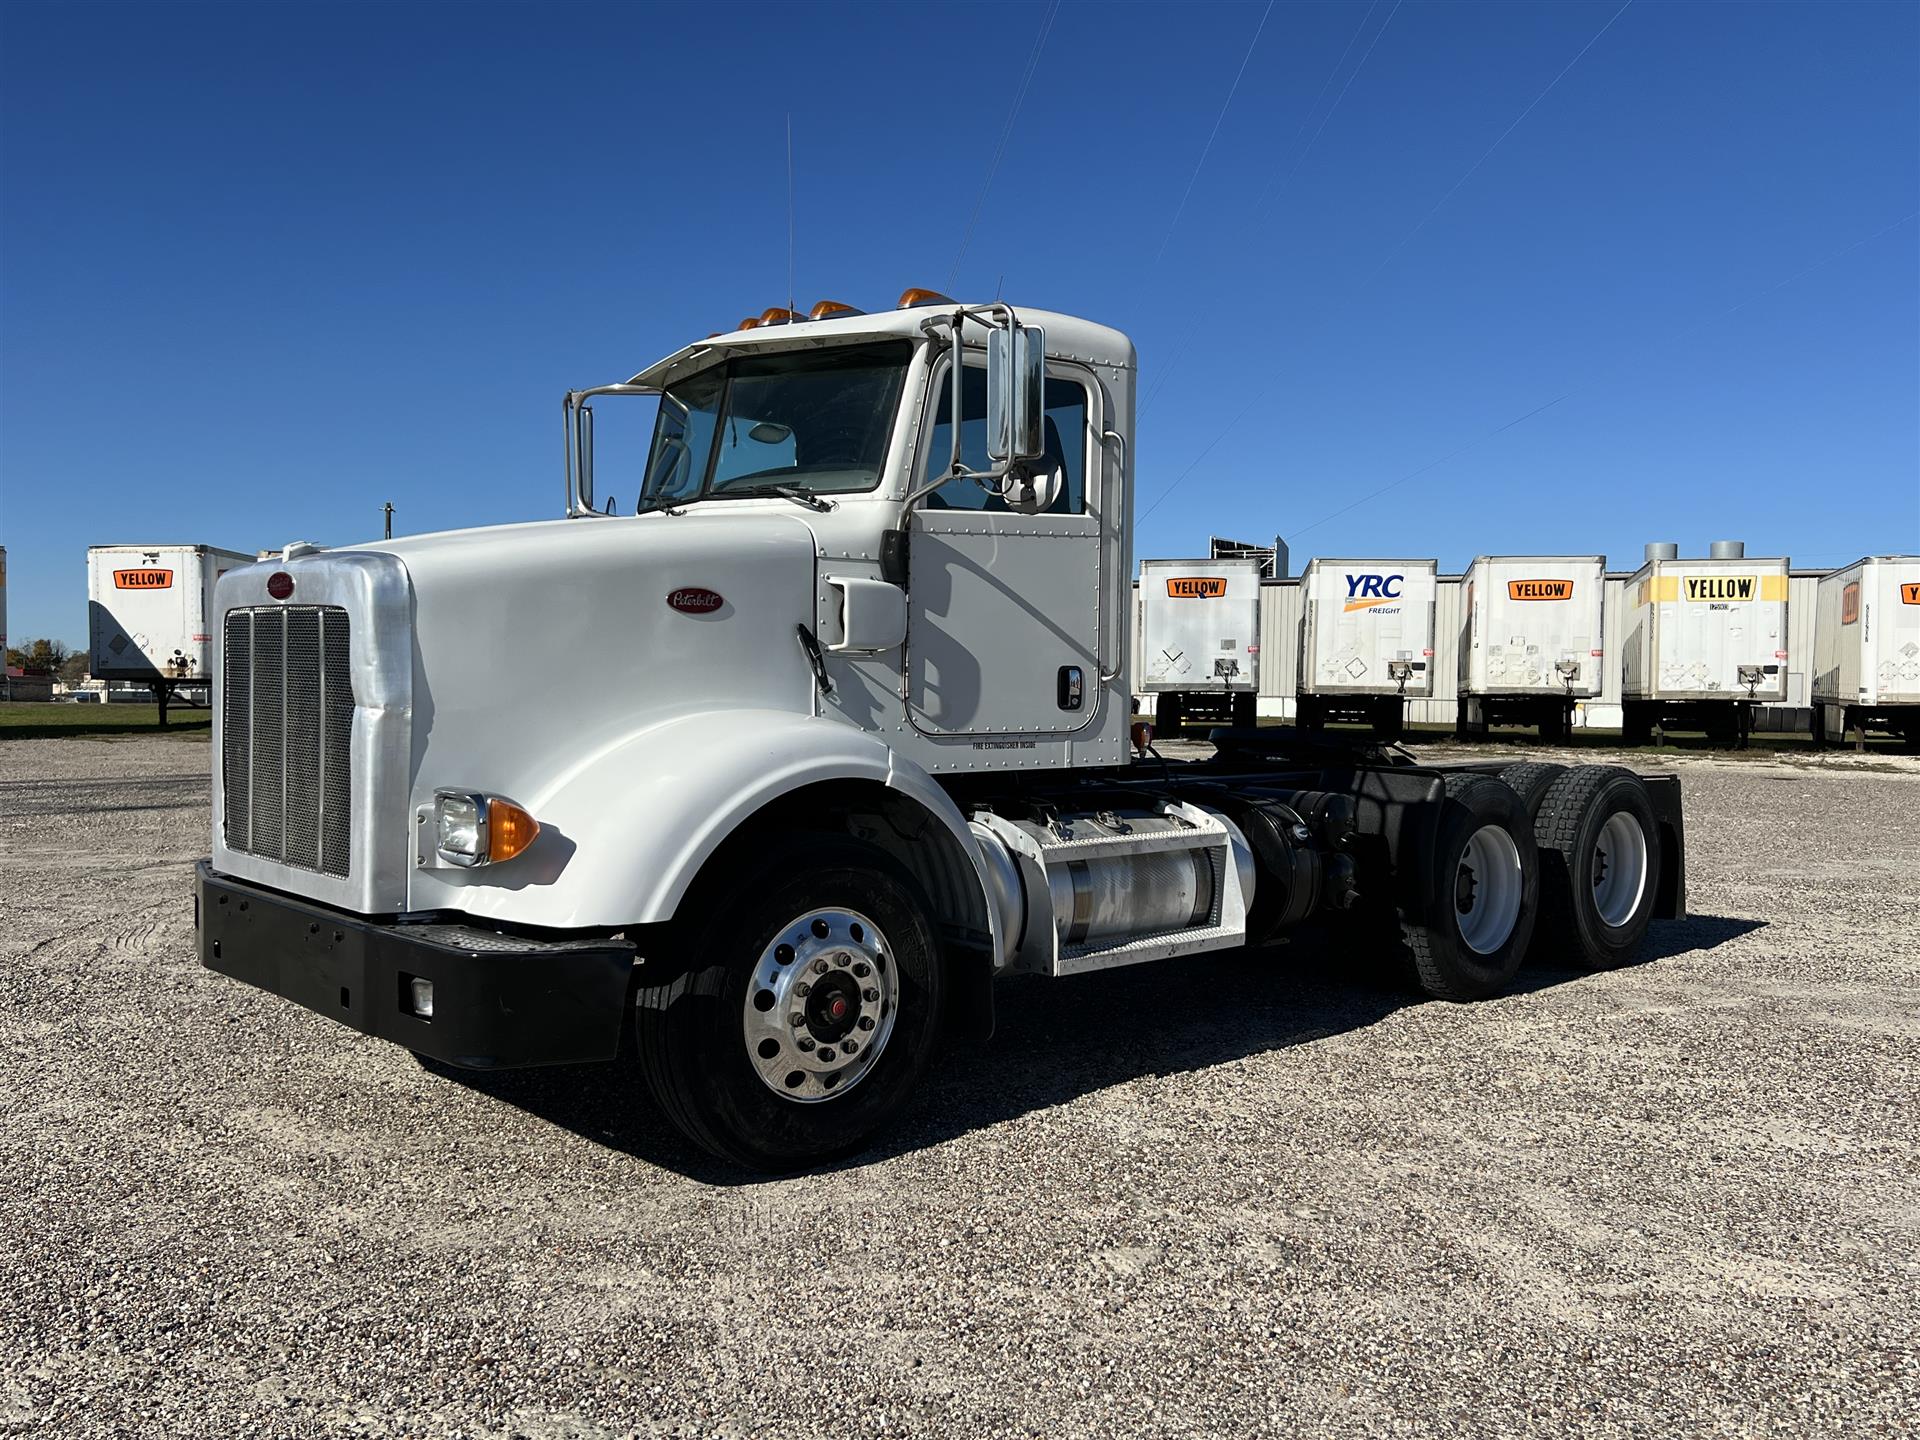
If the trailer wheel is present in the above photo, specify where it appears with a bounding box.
[1529,765,1659,970]
[634,835,945,1172]
[1401,773,1538,1001]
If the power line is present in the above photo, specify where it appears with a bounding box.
[948,0,1060,294]
[1153,0,1277,265]
[1139,397,1258,523]
[1143,0,1388,419]
[1281,208,1920,541]
[1359,0,1635,288]
[1256,0,1403,222]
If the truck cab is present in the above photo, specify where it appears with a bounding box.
[198,291,1686,1171]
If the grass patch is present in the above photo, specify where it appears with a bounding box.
[0,702,211,741]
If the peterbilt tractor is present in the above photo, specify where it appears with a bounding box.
[197,291,1685,1170]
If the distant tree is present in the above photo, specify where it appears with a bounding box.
[5,638,72,675]
[59,653,90,686]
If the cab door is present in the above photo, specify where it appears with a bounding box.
[906,361,1103,737]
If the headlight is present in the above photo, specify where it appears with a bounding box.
[433,790,540,867]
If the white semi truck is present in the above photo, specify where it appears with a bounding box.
[197,293,1687,1170]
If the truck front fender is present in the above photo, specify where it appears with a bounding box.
[441,710,1003,965]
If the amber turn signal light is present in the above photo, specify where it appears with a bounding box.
[486,797,540,864]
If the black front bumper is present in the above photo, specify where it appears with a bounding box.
[196,862,634,1069]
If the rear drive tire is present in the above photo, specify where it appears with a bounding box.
[1400,773,1539,1001]
[634,835,945,1172]
[1529,765,1660,970]
[1496,761,1569,818]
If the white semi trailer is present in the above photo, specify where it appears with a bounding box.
[88,543,252,722]
[1621,541,1789,746]
[196,293,1687,1170]
[1138,556,1262,737]
[1296,558,1438,739]
[1811,555,1920,749]
[1457,555,1606,741]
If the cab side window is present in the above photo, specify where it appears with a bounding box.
[922,364,1088,514]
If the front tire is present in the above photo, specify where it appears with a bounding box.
[1529,766,1660,970]
[635,836,945,1171]
[1401,773,1540,1001]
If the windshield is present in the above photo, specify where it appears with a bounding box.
[639,340,911,510]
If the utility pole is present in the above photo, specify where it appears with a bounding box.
[383,502,394,539]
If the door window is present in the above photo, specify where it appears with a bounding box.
[921,363,1088,514]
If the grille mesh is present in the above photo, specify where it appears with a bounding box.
[222,607,354,877]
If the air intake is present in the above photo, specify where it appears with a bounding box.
[1644,542,1679,562]
[222,606,355,877]
[1709,540,1746,559]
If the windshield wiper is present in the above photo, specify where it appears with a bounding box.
[634,497,686,517]
[731,484,835,513]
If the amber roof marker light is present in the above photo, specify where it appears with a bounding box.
[897,287,954,309]
[809,300,864,320]
[760,306,805,326]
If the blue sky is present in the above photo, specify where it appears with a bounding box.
[3,0,1915,648]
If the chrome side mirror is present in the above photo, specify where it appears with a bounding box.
[986,323,1046,463]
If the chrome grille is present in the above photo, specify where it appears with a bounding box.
[222,606,354,877]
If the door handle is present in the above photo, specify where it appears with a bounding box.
[826,576,907,654]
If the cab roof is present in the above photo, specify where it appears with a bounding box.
[628,302,1136,391]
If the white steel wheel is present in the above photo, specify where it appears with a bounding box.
[741,906,898,1104]
[1454,823,1525,955]
[1590,811,1650,929]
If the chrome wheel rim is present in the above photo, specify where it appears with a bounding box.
[742,907,896,1104]
[1591,811,1649,928]
[1455,824,1524,955]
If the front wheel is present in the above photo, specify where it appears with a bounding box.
[635,836,945,1171]
[1400,773,1539,1001]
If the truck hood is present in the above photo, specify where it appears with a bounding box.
[354,510,825,811]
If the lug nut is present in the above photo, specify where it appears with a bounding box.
[818,1047,836,1062]
[840,1038,857,1054]
[789,1012,805,1027]
[835,953,851,968]
[863,988,879,1002]
[796,982,811,997]
[852,962,870,978]
[813,958,828,975]
[858,1016,875,1031]
[796,1037,815,1051]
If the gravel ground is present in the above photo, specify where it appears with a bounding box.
[3,732,1916,1439]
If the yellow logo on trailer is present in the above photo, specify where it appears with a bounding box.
[1165,577,1228,599]
[1684,575,1756,603]
[1507,579,1573,601]
[1903,582,1920,605]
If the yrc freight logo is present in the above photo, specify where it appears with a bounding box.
[1165,577,1228,599]
[1903,582,1920,605]
[1508,579,1573,601]
[1684,575,1756,603]
[114,569,173,589]
[1343,573,1403,612]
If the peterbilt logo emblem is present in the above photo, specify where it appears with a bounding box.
[667,588,724,614]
